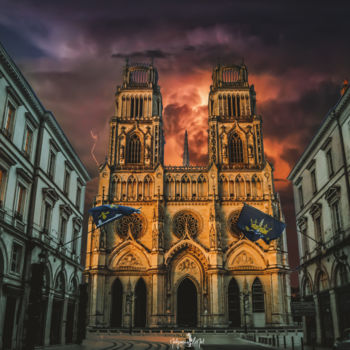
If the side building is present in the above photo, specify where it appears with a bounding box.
[288,81,350,346]
[0,42,90,349]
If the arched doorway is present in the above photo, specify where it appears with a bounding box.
[228,278,241,327]
[110,278,123,327]
[134,278,146,327]
[177,278,197,327]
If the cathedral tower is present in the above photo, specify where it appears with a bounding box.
[85,61,292,330]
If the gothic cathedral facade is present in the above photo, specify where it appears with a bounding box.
[85,62,292,329]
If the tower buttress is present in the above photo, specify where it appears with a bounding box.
[208,63,265,168]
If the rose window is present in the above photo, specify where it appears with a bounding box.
[173,211,200,238]
[228,210,241,236]
[116,214,144,239]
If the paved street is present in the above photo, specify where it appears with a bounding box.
[45,333,273,350]
[44,333,332,350]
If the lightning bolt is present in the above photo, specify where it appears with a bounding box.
[90,129,99,167]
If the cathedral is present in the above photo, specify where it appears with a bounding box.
[85,62,292,329]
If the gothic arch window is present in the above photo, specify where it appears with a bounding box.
[246,178,251,198]
[55,271,65,293]
[252,278,265,312]
[130,97,135,118]
[237,95,241,116]
[228,278,241,327]
[110,179,116,200]
[316,270,329,292]
[111,278,123,327]
[235,176,245,197]
[127,176,136,200]
[181,175,190,198]
[165,175,172,197]
[229,133,243,163]
[335,263,349,287]
[144,175,153,199]
[126,134,141,164]
[219,175,228,198]
[252,175,261,197]
[121,179,127,200]
[140,96,143,116]
[302,277,312,297]
[198,174,207,197]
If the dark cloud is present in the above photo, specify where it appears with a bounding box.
[1,0,349,287]
[112,49,171,60]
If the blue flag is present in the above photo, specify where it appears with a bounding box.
[88,204,141,228]
[236,204,285,244]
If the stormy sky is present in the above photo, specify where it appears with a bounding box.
[1,0,349,285]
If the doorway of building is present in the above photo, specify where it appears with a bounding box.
[228,278,241,327]
[2,295,17,349]
[134,278,146,327]
[110,278,123,327]
[50,298,63,345]
[177,278,197,327]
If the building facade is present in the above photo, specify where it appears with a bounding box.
[288,81,350,346]
[85,62,292,329]
[0,43,90,349]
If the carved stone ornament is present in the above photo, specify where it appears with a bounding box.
[173,210,201,239]
[228,210,241,236]
[178,258,197,271]
[234,252,255,266]
[116,214,145,239]
[118,253,143,268]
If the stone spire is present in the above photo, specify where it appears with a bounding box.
[183,130,189,166]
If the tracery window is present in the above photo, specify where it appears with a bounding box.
[229,133,243,163]
[116,214,144,239]
[173,211,200,238]
[126,134,141,164]
[252,278,265,312]
[228,210,241,237]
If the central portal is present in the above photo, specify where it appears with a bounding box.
[177,278,197,327]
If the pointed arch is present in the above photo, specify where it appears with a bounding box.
[197,174,207,197]
[177,277,198,327]
[252,277,265,312]
[134,278,147,327]
[219,174,228,198]
[143,174,153,199]
[315,269,329,292]
[333,262,349,288]
[109,241,151,270]
[110,278,123,327]
[54,270,66,293]
[301,274,313,297]
[181,174,190,198]
[126,133,141,164]
[229,133,243,163]
[228,278,241,327]
[127,175,136,200]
